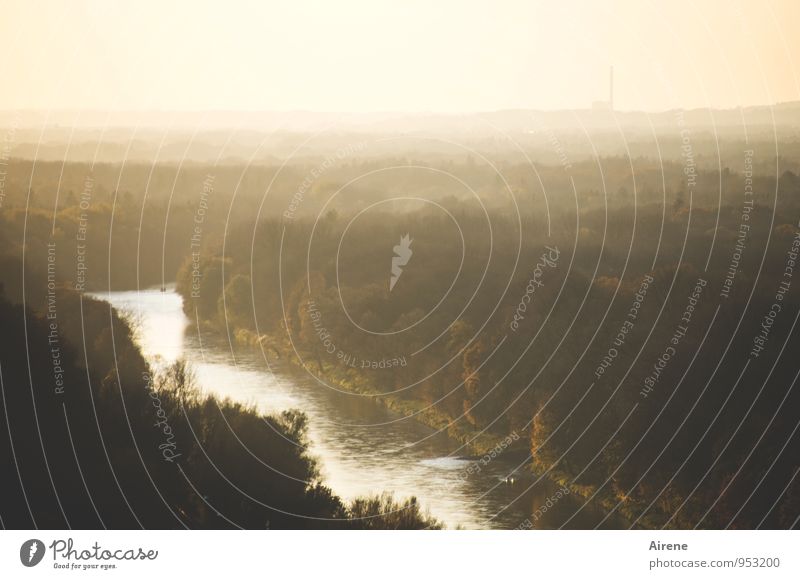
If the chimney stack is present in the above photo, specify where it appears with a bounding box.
[609,66,614,111]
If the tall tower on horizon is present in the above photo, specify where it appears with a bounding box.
[592,65,615,111]
[609,66,614,111]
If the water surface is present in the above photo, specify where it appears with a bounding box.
[96,287,613,529]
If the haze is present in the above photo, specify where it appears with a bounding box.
[2,0,799,114]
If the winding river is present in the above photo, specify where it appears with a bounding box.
[96,287,613,529]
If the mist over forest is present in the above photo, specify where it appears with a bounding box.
[1,104,799,530]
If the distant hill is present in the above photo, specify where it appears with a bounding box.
[1,102,798,164]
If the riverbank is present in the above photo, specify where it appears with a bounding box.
[231,325,655,529]
[181,312,643,529]
[231,326,523,458]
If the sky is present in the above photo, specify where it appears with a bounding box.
[1,0,799,113]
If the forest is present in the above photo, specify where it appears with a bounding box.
[1,122,799,529]
[0,274,442,529]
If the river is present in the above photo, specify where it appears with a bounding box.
[95,287,614,529]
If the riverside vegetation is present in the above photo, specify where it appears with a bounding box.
[2,124,799,529]
[175,156,800,530]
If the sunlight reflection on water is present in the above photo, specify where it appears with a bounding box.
[94,287,607,529]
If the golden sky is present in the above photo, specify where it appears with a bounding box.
[1,0,798,112]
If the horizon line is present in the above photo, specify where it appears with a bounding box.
[1,100,799,118]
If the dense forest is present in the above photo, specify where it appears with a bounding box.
[176,149,799,529]
[1,125,799,529]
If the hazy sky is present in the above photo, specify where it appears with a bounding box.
[2,0,799,113]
